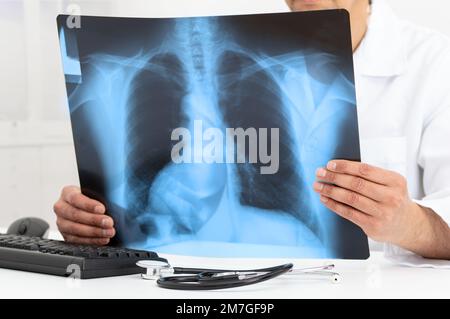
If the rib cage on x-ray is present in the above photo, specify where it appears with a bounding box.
[123,18,322,245]
[217,51,318,235]
[126,53,187,236]
[59,11,369,258]
[58,9,373,258]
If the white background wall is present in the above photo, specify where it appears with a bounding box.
[1,0,450,229]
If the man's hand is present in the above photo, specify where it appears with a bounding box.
[313,160,425,248]
[53,186,115,245]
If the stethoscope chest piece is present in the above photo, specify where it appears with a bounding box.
[136,260,173,280]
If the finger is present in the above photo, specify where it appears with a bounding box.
[326,160,399,186]
[56,201,114,229]
[61,186,105,214]
[319,195,371,230]
[314,182,380,217]
[315,168,389,202]
[57,218,115,238]
[63,234,110,246]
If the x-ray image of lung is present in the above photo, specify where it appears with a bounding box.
[57,10,369,259]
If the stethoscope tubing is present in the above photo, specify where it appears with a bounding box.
[157,263,294,290]
[171,264,295,275]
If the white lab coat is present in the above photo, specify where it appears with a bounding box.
[354,0,450,261]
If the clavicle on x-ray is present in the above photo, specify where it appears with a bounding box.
[58,10,369,259]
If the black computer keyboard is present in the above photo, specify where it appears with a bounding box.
[0,234,167,279]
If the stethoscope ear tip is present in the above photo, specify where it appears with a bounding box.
[331,273,342,284]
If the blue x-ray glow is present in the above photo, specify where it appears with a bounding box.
[58,13,366,259]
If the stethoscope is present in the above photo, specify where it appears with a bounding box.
[136,260,341,290]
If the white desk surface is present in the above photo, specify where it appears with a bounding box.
[1,229,449,299]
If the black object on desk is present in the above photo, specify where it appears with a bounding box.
[0,234,167,279]
[7,217,49,238]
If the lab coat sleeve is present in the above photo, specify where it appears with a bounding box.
[415,102,450,225]
[385,70,450,261]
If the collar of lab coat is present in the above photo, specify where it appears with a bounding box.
[354,0,408,77]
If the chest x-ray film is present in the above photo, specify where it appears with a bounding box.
[57,10,369,259]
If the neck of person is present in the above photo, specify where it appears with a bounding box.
[350,1,371,52]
